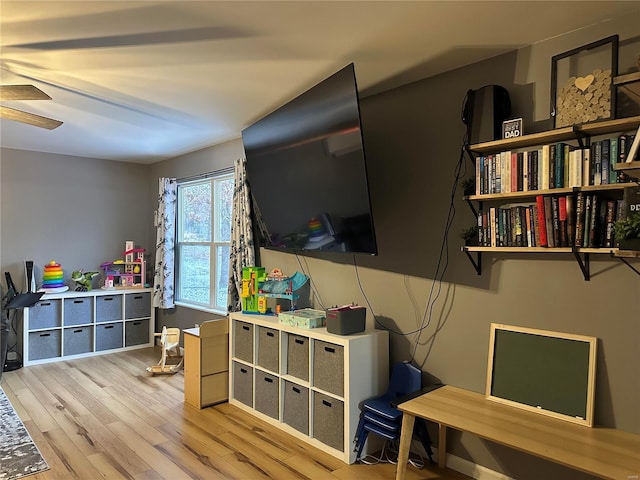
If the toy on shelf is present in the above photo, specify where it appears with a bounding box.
[39,261,69,293]
[101,242,146,289]
[71,270,99,291]
[240,266,308,314]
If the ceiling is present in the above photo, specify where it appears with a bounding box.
[1,1,639,164]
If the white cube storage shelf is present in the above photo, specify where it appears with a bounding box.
[23,288,154,366]
[228,312,389,464]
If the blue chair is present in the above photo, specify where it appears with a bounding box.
[353,361,433,463]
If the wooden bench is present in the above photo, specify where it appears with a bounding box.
[395,385,640,480]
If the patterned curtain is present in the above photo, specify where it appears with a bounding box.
[153,177,177,309]
[228,157,255,313]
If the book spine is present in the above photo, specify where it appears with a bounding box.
[588,194,599,248]
[511,152,518,193]
[536,195,548,247]
[517,152,524,192]
[489,207,497,247]
[575,192,585,247]
[544,196,555,248]
[533,203,542,247]
[593,141,602,186]
[549,144,556,189]
[583,195,592,248]
[531,150,539,191]
[554,142,564,188]
[551,196,560,247]
[476,156,482,195]
[566,194,575,248]
[526,205,534,247]
[601,139,610,185]
[609,137,617,184]
[604,200,616,248]
[503,151,511,193]
[558,196,567,247]
[583,147,591,187]
[541,145,550,190]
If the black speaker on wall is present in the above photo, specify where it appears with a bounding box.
[462,85,511,145]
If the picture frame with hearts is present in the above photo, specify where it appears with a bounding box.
[551,35,618,128]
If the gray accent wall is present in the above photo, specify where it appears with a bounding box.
[0,149,150,290]
[1,11,639,480]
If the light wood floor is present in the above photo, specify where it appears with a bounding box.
[1,347,471,480]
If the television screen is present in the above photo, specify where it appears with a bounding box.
[242,63,377,256]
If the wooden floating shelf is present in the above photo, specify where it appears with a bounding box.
[462,246,616,254]
[469,115,640,154]
[465,182,637,201]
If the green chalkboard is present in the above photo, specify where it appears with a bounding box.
[487,324,597,426]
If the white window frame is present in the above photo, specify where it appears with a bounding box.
[175,172,234,314]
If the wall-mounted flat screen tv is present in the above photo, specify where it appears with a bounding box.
[242,63,377,256]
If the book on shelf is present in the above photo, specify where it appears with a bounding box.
[597,198,608,247]
[610,137,617,183]
[588,194,600,248]
[502,151,511,193]
[582,147,591,187]
[566,194,575,247]
[549,144,556,189]
[558,196,568,247]
[604,200,617,248]
[601,138,610,185]
[583,195,592,248]
[540,145,550,190]
[575,192,586,247]
[535,195,548,247]
[592,141,602,186]
[543,196,555,248]
[551,196,560,247]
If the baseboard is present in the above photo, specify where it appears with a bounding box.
[429,446,515,480]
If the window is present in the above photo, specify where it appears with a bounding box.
[176,173,234,313]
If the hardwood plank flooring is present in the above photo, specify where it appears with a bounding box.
[1,348,471,480]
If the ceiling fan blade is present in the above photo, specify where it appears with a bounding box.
[0,84,52,101]
[0,106,63,129]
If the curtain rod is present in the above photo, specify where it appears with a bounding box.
[178,166,234,183]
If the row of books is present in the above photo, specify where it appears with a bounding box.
[474,133,638,195]
[477,192,626,249]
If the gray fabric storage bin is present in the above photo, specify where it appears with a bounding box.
[257,327,279,373]
[63,326,93,356]
[313,392,344,451]
[125,319,149,346]
[125,292,151,319]
[96,295,122,323]
[234,321,254,363]
[254,371,279,420]
[29,329,61,360]
[63,297,93,326]
[286,334,309,381]
[233,362,253,407]
[28,299,61,330]
[313,340,344,396]
[283,380,309,434]
[95,322,123,351]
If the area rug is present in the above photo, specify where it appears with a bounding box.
[0,386,49,480]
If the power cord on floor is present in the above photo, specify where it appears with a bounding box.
[358,439,425,469]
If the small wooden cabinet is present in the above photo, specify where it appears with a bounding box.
[184,318,229,409]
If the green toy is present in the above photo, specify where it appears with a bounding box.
[71,270,99,291]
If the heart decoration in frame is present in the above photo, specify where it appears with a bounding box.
[551,35,618,128]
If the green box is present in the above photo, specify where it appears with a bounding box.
[278,309,326,329]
